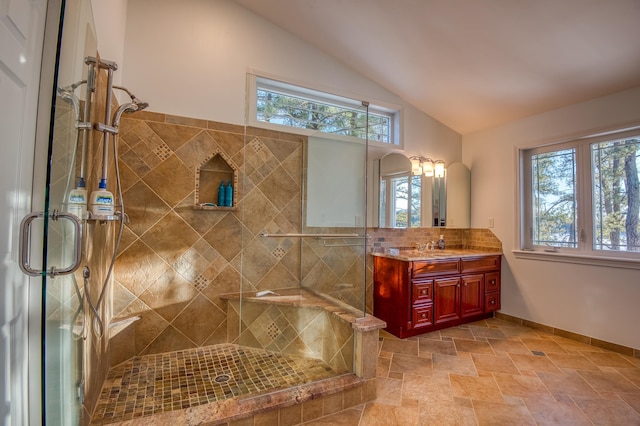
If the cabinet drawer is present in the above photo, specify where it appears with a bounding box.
[412,304,433,328]
[412,259,460,278]
[461,255,500,273]
[412,280,433,304]
[485,293,500,312]
[485,272,500,293]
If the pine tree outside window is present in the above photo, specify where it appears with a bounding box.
[521,130,640,258]
[249,75,401,147]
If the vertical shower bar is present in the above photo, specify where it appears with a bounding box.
[78,58,95,183]
[98,59,118,185]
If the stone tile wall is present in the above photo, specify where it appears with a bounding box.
[111,112,370,366]
[111,113,301,360]
[227,299,354,374]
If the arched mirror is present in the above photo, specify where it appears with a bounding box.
[378,153,423,228]
[377,153,470,228]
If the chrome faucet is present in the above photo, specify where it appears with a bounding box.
[425,241,436,251]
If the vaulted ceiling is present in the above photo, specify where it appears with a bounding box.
[234,0,640,135]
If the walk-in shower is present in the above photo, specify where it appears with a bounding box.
[89,101,373,423]
[37,2,380,425]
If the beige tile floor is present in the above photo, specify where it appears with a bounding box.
[302,317,640,425]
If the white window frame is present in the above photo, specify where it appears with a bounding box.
[515,127,640,270]
[379,173,422,228]
[247,73,403,148]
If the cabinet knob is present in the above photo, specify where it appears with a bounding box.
[421,290,427,295]
[490,300,495,305]
[421,313,426,318]
[490,279,496,284]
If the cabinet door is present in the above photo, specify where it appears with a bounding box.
[485,293,500,312]
[461,274,484,318]
[412,279,433,305]
[412,304,433,329]
[434,277,461,324]
[485,272,500,293]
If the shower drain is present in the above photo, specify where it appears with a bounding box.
[214,374,230,383]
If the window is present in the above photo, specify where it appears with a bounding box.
[521,130,640,259]
[250,75,400,146]
[379,174,421,228]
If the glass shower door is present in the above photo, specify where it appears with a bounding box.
[21,1,98,423]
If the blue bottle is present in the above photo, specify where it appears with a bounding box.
[217,181,225,206]
[224,180,233,207]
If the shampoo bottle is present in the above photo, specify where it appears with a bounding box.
[90,179,115,216]
[438,234,446,250]
[224,180,233,207]
[217,181,225,206]
[66,177,88,219]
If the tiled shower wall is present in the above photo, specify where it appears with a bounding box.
[227,299,355,374]
[111,113,300,361]
[111,112,372,364]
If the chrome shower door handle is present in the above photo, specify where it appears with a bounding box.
[19,211,83,277]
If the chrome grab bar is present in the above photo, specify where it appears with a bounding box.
[19,210,83,277]
[259,232,365,238]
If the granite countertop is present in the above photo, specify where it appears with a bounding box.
[372,247,502,261]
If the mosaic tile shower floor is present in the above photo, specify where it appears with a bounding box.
[90,343,336,425]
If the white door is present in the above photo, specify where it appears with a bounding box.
[1,0,49,424]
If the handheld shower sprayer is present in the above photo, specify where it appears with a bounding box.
[57,86,81,120]
[112,99,149,129]
[113,85,149,113]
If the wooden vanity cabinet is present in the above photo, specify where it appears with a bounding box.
[373,254,501,339]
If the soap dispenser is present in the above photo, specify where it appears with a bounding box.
[438,234,446,250]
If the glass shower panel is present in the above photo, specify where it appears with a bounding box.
[302,128,368,315]
[42,1,97,423]
[239,75,368,380]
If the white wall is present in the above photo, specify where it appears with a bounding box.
[90,0,128,86]
[119,0,460,164]
[463,86,640,350]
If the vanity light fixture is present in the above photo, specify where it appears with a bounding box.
[423,160,435,177]
[410,157,423,175]
[410,156,441,177]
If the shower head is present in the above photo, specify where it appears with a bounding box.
[133,100,149,110]
[57,86,81,120]
[112,100,149,128]
[113,85,148,107]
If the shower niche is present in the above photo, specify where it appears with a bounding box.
[194,152,238,210]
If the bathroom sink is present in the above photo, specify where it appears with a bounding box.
[387,248,464,259]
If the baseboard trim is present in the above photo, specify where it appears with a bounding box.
[494,312,640,359]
